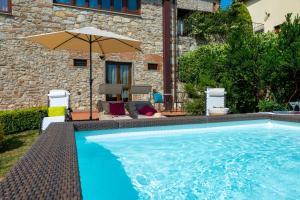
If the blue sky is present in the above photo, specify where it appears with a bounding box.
[220,0,233,9]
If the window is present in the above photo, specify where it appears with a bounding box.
[0,0,11,13]
[89,0,98,8]
[147,63,158,71]
[53,0,141,14]
[101,0,110,10]
[55,0,71,4]
[128,0,138,11]
[106,62,132,101]
[114,0,122,11]
[76,0,86,7]
[74,59,87,68]
[177,9,194,36]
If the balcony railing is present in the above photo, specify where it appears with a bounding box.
[253,22,264,33]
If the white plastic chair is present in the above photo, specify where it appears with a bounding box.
[205,88,229,116]
[42,90,70,131]
[48,90,70,109]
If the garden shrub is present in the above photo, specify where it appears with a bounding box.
[278,14,300,102]
[179,44,227,87]
[0,107,48,134]
[183,84,206,115]
[258,100,287,112]
[0,123,4,148]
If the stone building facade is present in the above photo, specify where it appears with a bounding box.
[0,0,217,110]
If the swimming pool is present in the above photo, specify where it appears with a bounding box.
[75,120,300,200]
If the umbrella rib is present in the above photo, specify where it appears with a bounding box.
[96,40,105,55]
[53,33,81,50]
[93,38,112,43]
[86,35,91,42]
[92,36,103,43]
[66,32,90,43]
[113,38,142,52]
[94,38,141,52]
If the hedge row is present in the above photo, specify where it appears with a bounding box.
[0,107,48,135]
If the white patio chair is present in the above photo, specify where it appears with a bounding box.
[42,90,70,131]
[205,88,229,116]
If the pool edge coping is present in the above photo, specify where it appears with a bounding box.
[1,113,300,199]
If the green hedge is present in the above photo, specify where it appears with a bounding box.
[0,107,48,134]
[258,100,287,112]
[0,123,4,146]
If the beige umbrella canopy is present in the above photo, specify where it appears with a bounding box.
[24,27,141,119]
[25,27,141,54]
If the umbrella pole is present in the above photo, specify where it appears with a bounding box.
[89,39,93,120]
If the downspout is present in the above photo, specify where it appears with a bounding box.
[163,0,173,110]
[173,0,178,111]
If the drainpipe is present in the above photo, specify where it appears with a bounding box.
[173,0,178,111]
[163,0,173,111]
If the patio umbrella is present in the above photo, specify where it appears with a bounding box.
[24,27,141,120]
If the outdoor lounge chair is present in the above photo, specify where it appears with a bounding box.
[130,85,152,101]
[99,84,123,101]
[205,88,229,116]
[97,100,132,120]
[125,101,165,119]
[97,84,131,120]
[41,90,70,131]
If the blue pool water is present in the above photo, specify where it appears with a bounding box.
[75,120,300,200]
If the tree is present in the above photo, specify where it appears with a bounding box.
[178,44,227,115]
[186,10,230,43]
[179,44,227,87]
[278,14,300,102]
[179,3,299,114]
[185,0,253,43]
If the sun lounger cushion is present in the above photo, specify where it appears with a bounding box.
[138,105,157,116]
[48,90,68,98]
[135,101,154,110]
[99,114,132,120]
[97,101,110,114]
[42,116,65,131]
[48,106,66,117]
[137,113,165,119]
[125,102,139,119]
[207,88,225,97]
[125,101,155,119]
[208,107,229,116]
[109,102,125,115]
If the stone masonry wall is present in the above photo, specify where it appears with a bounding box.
[0,0,164,110]
[177,0,215,12]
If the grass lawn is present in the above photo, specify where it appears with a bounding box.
[0,130,39,181]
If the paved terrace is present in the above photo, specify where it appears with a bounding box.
[1,113,300,199]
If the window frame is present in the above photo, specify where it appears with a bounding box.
[0,0,12,14]
[105,61,132,101]
[73,59,88,68]
[53,0,141,15]
[147,63,159,71]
